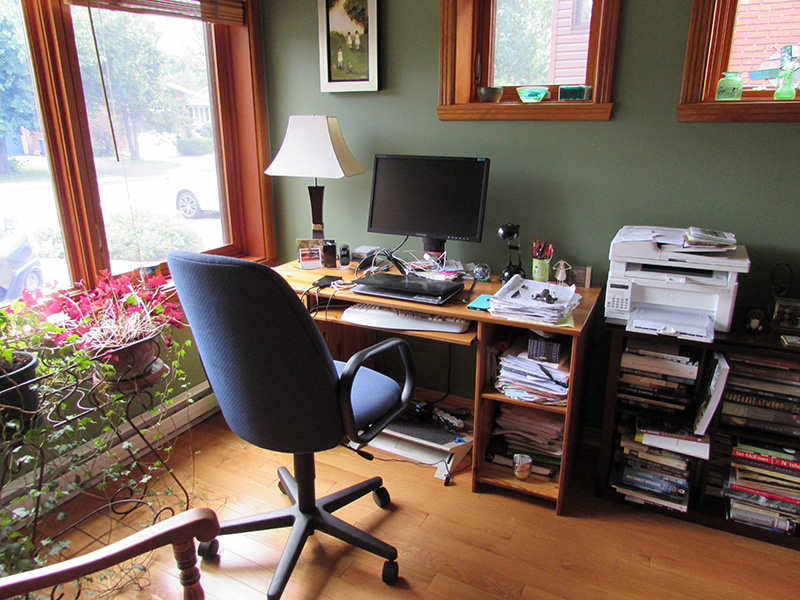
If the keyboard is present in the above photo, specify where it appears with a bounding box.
[341,303,470,333]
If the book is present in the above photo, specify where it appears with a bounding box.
[619,433,691,471]
[728,502,796,533]
[725,375,800,399]
[721,415,800,438]
[621,464,689,497]
[723,390,800,414]
[619,366,697,386]
[619,372,688,391]
[721,482,800,516]
[727,361,800,386]
[725,475,800,506]
[721,401,800,427]
[730,459,800,485]
[735,439,799,461]
[684,226,737,247]
[618,382,692,404]
[726,350,800,372]
[624,337,695,364]
[620,352,699,380]
[731,447,800,472]
[612,482,690,512]
[625,456,689,479]
[634,419,710,460]
[618,394,686,416]
[694,351,729,435]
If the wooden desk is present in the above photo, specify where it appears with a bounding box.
[274,261,601,514]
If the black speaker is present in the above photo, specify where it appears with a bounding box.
[322,241,337,268]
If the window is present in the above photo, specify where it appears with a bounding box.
[438,0,621,121]
[1,0,273,299]
[679,0,800,122]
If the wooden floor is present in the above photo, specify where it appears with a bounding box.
[60,411,800,600]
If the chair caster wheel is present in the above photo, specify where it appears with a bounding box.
[372,486,391,508]
[197,539,219,560]
[382,560,399,586]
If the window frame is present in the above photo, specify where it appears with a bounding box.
[437,0,621,121]
[679,0,800,122]
[17,0,275,291]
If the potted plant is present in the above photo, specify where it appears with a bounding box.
[36,271,185,387]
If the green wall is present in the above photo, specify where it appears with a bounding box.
[261,1,800,416]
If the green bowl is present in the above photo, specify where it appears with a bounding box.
[516,86,550,103]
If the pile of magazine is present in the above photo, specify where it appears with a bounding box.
[495,337,570,406]
[493,404,564,459]
[488,275,582,325]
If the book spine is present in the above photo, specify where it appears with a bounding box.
[721,401,800,427]
[625,456,689,479]
[726,351,800,372]
[729,362,800,385]
[620,353,698,379]
[732,458,800,484]
[622,447,689,471]
[623,465,689,490]
[726,376,800,400]
[726,481,800,506]
[721,415,800,438]
[721,485,800,515]
[620,366,696,386]
[731,449,800,472]
[723,390,800,413]
[729,504,794,532]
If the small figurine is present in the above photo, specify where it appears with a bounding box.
[745,308,765,333]
[553,260,572,286]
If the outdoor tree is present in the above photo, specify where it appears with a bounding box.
[71,9,183,161]
[493,0,552,86]
[0,0,38,176]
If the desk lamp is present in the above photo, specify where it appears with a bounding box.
[498,222,526,284]
[265,115,364,240]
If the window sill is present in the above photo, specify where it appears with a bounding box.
[678,100,800,122]
[436,101,613,121]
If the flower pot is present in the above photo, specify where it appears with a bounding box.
[0,351,40,424]
[97,337,166,391]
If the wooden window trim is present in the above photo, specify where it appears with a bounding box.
[19,0,275,289]
[437,0,620,122]
[678,0,800,123]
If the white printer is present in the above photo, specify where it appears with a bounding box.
[605,226,750,343]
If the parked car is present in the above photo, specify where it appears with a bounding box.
[167,156,222,219]
[0,217,43,303]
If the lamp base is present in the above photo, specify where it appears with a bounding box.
[309,186,325,240]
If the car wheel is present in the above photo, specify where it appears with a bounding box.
[23,267,43,294]
[177,190,201,219]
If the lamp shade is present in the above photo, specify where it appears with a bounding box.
[265,115,364,179]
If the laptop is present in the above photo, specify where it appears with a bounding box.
[351,273,464,305]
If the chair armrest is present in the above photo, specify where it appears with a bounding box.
[338,338,415,446]
[0,508,219,600]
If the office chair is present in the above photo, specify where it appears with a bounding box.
[167,251,415,600]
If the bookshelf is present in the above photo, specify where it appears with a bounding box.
[597,325,800,549]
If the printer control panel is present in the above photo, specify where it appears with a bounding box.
[605,279,631,315]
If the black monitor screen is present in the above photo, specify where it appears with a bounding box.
[367,154,490,254]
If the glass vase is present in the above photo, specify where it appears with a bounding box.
[715,72,743,101]
[774,69,796,100]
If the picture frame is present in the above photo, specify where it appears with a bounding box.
[318,0,378,92]
[770,297,800,332]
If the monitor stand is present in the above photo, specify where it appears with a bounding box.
[423,237,446,262]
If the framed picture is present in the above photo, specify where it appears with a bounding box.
[771,297,800,332]
[318,0,378,92]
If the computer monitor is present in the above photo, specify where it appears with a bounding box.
[367,154,490,256]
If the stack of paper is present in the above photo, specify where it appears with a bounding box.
[496,339,570,405]
[488,275,582,325]
[493,404,564,457]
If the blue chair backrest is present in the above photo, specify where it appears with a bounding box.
[167,251,345,453]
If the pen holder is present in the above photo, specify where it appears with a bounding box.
[532,258,550,282]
